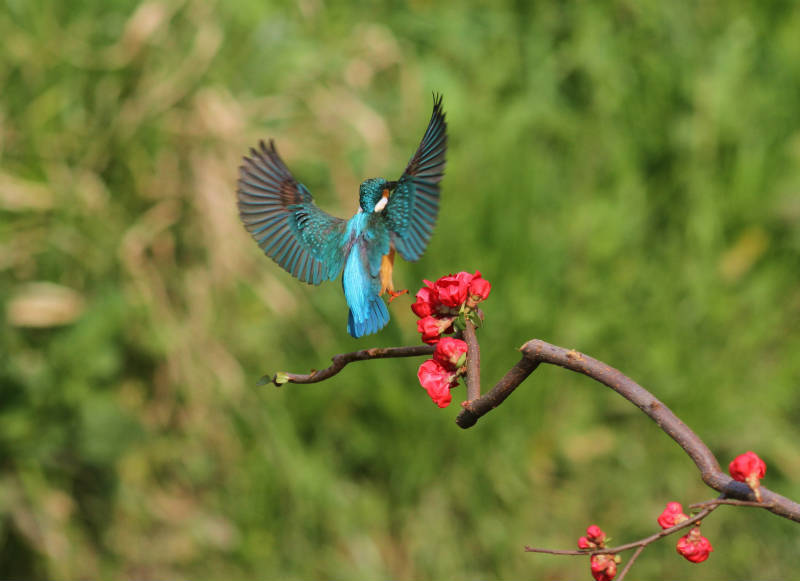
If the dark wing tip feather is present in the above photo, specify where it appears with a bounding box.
[236,138,346,285]
[387,93,448,261]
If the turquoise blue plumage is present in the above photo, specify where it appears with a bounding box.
[237,94,447,337]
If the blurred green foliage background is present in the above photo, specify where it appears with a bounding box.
[2,0,800,578]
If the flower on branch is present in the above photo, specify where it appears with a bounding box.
[590,554,618,581]
[434,274,469,308]
[412,270,491,406]
[467,271,491,305]
[416,315,453,345]
[676,526,713,563]
[417,359,459,408]
[657,501,689,529]
[411,271,491,342]
[411,283,436,318]
[577,525,617,580]
[433,337,468,371]
[729,451,767,501]
[577,524,607,550]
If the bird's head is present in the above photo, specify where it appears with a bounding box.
[359,178,397,214]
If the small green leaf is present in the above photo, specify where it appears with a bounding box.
[456,353,467,368]
[468,310,483,328]
[273,371,290,386]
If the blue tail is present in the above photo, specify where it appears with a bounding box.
[347,295,389,338]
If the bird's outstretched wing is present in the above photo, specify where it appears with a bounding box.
[386,93,447,261]
[237,140,347,285]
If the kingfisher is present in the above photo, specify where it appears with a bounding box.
[236,94,447,337]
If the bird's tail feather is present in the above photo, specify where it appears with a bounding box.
[347,295,389,338]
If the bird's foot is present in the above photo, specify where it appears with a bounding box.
[387,289,408,303]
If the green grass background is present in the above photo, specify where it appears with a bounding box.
[2,0,800,578]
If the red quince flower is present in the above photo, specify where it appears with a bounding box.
[676,526,713,563]
[433,274,469,308]
[468,271,491,301]
[729,451,766,501]
[590,554,618,581]
[417,315,444,344]
[433,337,468,370]
[455,270,474,285]
[657,501,689,529]
[417,359,458,408]
[411,283,437,318]
[578,524,607,550]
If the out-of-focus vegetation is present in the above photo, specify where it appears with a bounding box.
[2,0,800,578]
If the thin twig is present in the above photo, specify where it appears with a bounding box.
[524,505,715,556]
[617,544,645,581]
[264,344,434,386]
[690,498,771,510]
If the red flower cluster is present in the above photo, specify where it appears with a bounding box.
[577,526,619,581]
[417,337,468,408]
[577,524,607,550]
[413,271,491,407]
[657,501,712,564]
[590,554,618,581]
[412,271,491,344]
[656,502,689,529]
[676,526,713,563]
[729,451,767,501]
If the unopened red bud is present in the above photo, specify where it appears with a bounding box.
[590,554,618,581]
[676,526,713,563]
[729,451,766,501]
[586,525,606,545]
[657,501,689,529]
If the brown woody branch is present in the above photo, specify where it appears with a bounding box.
[458,339,800,523]
[263,344,433,385]
[525,502,717,581]
[462,319,481,402]
[524,494,777,580]
[524,502,716,556]
[267,338,800,523]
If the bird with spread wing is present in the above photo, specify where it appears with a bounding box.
[236,94,447,337]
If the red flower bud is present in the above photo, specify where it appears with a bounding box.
[590,554,618,581]
[411,284,437,318]
[468,271,491,301]
[676,526,713,563]
[417,359,458,408]
[729,451,767,481]
[729,451,767,501]
[433,337,468,370]
[657,501,689,529]
[433,274,469,308]
[586,525,606,545]
[577,525,606,550]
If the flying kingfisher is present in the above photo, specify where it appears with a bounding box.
[236,94,447,337]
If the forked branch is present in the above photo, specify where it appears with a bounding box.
[267,338,800,523]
